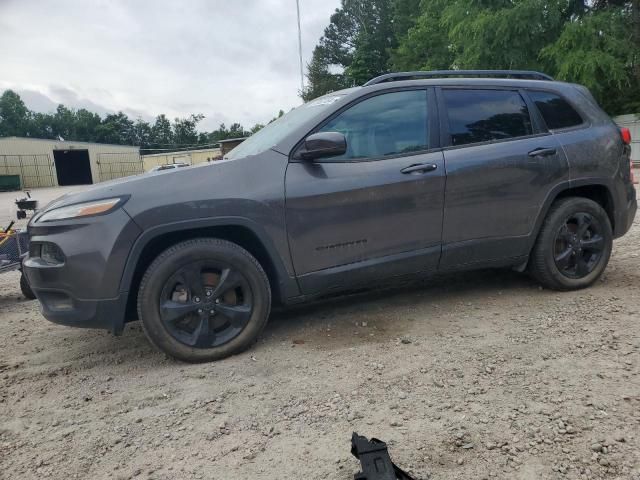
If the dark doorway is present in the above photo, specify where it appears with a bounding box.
[53,149,93,186]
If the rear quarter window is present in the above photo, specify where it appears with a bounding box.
[528,91,583,130]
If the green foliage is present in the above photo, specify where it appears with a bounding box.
[442,0,565,70]
[151,114,174,146]
[0,90,281,150]
[542,7,639,113]
[0,90,30,136]
[173,114,205,146]
[391,0,454,71]
[302,0,397,101]
[305,0,640,114]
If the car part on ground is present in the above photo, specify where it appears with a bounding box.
[351,433,416,480]
[23,70,637,362]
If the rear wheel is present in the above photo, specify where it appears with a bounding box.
[529,197,612,291]
[138,238,271,363]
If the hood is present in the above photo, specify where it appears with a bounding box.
[36,150,288,230]
[42,161,230,211]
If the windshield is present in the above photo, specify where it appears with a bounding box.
[225,92,349,160]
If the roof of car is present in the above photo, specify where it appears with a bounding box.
[322,77,569,101]
[368,77,564,88]
[364,70,553,85]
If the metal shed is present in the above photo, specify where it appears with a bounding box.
[218,137,248,157]
[0,137,141,188]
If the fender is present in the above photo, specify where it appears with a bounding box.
[527,176,616,251]
[118,216,301,303]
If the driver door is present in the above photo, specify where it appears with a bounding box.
[284,88,445,294]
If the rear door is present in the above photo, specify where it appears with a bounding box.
[285,88,445,294]
[438,87,569,268]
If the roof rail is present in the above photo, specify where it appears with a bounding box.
[363,70,554,86]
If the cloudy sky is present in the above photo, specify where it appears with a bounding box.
[0,0,340,131]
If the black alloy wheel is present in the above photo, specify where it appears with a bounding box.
[529,197,613,291]
[138,238,271,363]
[553,212,605,279]
[159,262,253,348]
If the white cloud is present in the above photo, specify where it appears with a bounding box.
[0,0,341,131]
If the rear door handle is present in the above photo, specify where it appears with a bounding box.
[401,163,438,174]
[528,147,557,157]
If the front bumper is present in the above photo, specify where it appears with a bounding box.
[26,283,129,334]
[23,208,142,334]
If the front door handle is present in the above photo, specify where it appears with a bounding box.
[528,147,557,157]
[401,163,438,174]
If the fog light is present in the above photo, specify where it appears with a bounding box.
[48,296,74,311]
[41,292,74,311]
[41,243,65,265]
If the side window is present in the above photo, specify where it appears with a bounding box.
[317,90,428,160]
[443,89,533,146]
[528,90,583,130]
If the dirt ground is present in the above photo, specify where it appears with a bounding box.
[1,199,639,480]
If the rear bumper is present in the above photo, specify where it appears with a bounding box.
[614,196,637,239]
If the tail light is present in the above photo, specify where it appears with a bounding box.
[620,127,632,145]
[621,128,637,184]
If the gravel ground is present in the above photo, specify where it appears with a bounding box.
[1,203,639,479]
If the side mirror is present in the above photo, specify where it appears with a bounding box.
[297,132,347,160]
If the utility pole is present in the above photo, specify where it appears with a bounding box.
[296,0,304,93]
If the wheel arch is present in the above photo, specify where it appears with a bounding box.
[120,218,298,323]
[529,179,615,253]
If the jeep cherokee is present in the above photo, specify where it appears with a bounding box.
[24,70,637,362]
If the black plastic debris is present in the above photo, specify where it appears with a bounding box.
[351,432,417,480]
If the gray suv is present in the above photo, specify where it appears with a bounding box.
[24,70,637,362]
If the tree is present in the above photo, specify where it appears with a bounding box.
[0,88,280,148]
[132,118,152,147]
[150,114,174,146]
[302,0,396,101]
[391,0,454,71]
[29,112,55,139]
[95,112,134,145]
[542,5,639,113]
[173,114,204,146]
[52,105,77,140]
[74,109,102,142]
[0,90,30,136]
[389,0,639,114]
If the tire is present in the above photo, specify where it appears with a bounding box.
[20,272,36,300]
[137,238,271,363]
[529,197,612,291]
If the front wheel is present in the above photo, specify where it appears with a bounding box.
[529,197,612,291]
[138,238,271,363]
[20,272,36,300]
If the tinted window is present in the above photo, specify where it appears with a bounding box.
[529,91,583,130]
[317,90,428,160]
[443,89,533,146]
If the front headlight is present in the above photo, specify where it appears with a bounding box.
[38,197,126,222]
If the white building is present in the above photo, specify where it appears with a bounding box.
[0,137,141,188]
